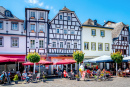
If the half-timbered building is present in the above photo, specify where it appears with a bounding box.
[48,7,82,73]
[25,8,49,60]
[104,21,129,57]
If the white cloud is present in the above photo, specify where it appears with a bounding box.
[45,5,49,9]
[39,2,43,7]
[25,0,43,7]
[50,6,53,9]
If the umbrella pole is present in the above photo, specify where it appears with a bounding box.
[116,63,117,76]
[71,64,72,70]
[33,63,35,74]
[18,62,19,71]
[39,64,40,74]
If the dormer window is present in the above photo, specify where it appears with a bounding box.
[59,15,62,20]
[6,11,10,17]
[31,12,35,18]
[68,16,71,21]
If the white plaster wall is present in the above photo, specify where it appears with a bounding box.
[0,35,26,54]
[82,26,112,58]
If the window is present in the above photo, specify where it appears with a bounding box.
[70,30,75,34]
[39,40,43,48]
[60,42,63,48]
[31,12,35,18]
[105,43,109,51]
[74,43,77,49]
[64,30,67,34]
[6,11,11,17]
[39,25,44,32]
[67,42,70,48]
[12,23,18,30]
[11,37,19,47]
[68,16,71,20]
[30,40,35,49]
[124,50,126,55]
[31,24,35,31]
[98,43,103,51]
[91,42,96,51]
[0,37,3,47]
[59,15,62,20]
[40,12,44,18]
[57,29,60,33]
[0,22,3,29]
[91,29,96,36]
[84,42,89,50]
[100,30,105,37]
[122,37,127,41]
[52,42,56,48]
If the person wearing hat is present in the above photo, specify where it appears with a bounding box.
[0,71,4,80]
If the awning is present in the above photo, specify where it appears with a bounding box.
[54,59,76,65]
[83,55,113,63]
[123,56,130,62]
[22,62,37,65]
[0,55,25,62]
[0,56,18,62]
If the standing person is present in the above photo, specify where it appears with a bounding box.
[0,71,4,81]
[97,69,101,78]
[63,70,67,78]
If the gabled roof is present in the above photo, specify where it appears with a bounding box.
[59,6,74,12]
[103,21,116,26]
[25,7,50,12]
[83,19,102,26]
[0,6,23,21]
[110,22,129,39]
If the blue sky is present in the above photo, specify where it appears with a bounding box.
[0,0,130,26]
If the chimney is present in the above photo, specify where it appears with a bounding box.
[94,20,97,26]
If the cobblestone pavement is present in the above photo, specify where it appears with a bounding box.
[1,77,130,87]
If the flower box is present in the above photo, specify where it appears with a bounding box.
[31,30,35,32]
[40,17,44,20]
[31,17,35,19]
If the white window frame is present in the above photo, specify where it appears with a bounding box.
[92,29,96,36]
[67,42,70,49]
[12,23,18,30]
[91,42,96,51]
[31,11,35,18]
[60,42,63,48]
[0,22,3,29]
[6,11,11,17]
[101,30,105,37]
[11,37,19,48]
[64,29,67,34]
[31,24,35,31]
[39,40,44,48]
[39,24,44,32]
[40,12,44,18]
[68,15,71,21]
[74,42,77,49]
[59,14,63,20]
[30,40,35,49]
[105,43,109,51]
[52,42,56,48]
[70,30,75,34]
[0,36,4,47]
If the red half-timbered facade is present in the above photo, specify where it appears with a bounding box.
[104,21,129,57]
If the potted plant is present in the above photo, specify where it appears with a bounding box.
[31,30,35,32]
[75,75,80,81]
[13,74,19,84]
[40,17,44,20]
[42,75,46,82]
[31,17,35,19]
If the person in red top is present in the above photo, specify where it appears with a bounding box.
[63,70,67,78]
[96,65,98,70]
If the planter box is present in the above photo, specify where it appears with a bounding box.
[76,78,80,81]
[31,17,35,19]
[40,31,43,33]
[31,30,35,32]
[15,81,18,84]
[40,17,44,20]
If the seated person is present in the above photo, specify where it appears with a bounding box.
[22,70,30,82]
[0,71,4,81]
[118,68,122,75]
[97,69,101,78]
[125,68,129,73]
[63,70,68,78]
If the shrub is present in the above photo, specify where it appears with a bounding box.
[27,52,40,63]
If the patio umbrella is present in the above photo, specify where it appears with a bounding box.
[38,60,53,65]
[0,56,18,62]
[22,62,38,65]
[0,59,10,63]
[54,59,76,65]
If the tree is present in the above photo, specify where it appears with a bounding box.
[27,52,40,74]
[111,51,123,75]
[72,50,85,77]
